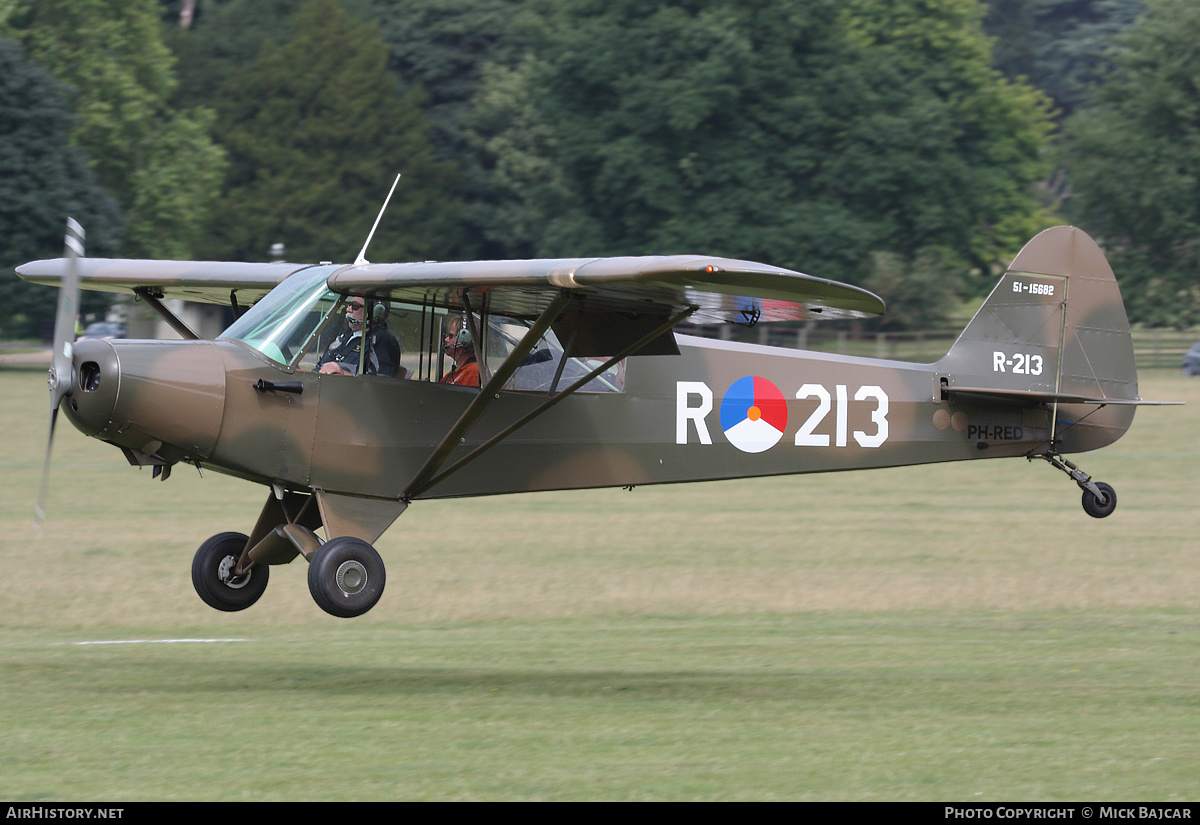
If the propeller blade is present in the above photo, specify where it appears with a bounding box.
[33,408,59,535]
[48,218,83,411]
[34,218,84,534]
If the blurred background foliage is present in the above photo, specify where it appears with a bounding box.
[3,0,1196,335]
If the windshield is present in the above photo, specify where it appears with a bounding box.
[219,265,341,367]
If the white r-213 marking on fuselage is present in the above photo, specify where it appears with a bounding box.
[676,382,889,449]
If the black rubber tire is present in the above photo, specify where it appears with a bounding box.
[191,532,269,611]
[307,537,386,618]
[1081,482,1117,519]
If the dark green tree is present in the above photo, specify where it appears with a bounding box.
[481,0,1054,326]
[984,0,1143,120]
[165,0,370,104]
[0,38,123,339]
[15,0,225,259]
[165,0,288,101]
[1065,0,1200,327]
[370,0,540,145]
[468,54,569,258]
[201,0,461,264]
[367,0,544,257]
[837,0,1056,280]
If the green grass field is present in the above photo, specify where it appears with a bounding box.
[1,360,1197,800]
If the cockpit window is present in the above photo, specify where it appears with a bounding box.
[219,265,341,367]
[221,270,624,392]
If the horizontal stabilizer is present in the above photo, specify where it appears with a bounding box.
[945,386,1181,407]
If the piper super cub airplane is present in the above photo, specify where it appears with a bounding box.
[18,222,1173,618]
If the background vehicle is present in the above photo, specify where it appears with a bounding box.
[1183,342,1200,375]
[77,322,126,340]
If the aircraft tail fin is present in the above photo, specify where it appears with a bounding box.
[937,226,1141,452]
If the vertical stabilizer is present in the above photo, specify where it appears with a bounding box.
[941,226,1137,401]
[938,226,1139,452]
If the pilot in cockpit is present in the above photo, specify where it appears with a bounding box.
[316,297,404,378]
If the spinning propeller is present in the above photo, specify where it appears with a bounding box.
[34,218,84,534]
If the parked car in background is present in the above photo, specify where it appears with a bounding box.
[1183,342,1200,376]
[78,322,126,340]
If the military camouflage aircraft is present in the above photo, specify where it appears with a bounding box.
[18,224,1174,618]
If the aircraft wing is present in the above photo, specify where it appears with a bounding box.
[18,254,886,324]
[327,256,885,323]
[16,258,315,306]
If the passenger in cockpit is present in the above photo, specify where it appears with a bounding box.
[440,314,480,387]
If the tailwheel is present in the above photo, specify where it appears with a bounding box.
[192,532,269,611]
[1036,451,1118,519]
[1081,482,1117,519]
[307,536,386,618]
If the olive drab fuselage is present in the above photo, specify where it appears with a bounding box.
[64,325,1133,503]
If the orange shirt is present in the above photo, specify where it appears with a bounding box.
[441,360,479,387]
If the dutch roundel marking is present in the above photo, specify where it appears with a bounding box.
[719,376,788,453]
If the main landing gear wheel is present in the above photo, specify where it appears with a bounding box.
[307,536,386,618]
[192,532,269,612]
[1081,482,1117,519]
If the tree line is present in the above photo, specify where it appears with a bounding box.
[1,0,1195,336]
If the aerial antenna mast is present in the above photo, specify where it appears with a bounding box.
[354,173,401,266]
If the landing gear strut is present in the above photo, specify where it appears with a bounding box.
[1036,452,1117,519]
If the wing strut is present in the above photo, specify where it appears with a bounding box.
[407,306,696,499]
[134,287,201,340]
[403,291,574,500]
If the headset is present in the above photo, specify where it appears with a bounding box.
[345,297,389,328]
[445,312,473,347]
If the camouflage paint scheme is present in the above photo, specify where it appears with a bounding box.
[18,226,1165,617]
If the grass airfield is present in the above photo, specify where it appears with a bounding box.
[0,362,1197,801]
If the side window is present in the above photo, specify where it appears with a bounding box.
[392,305,453,383]
[488,316,625,393]
[389,304,430,381]
[316,303,627,391]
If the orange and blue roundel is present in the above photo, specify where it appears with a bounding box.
[720,376,789,453]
